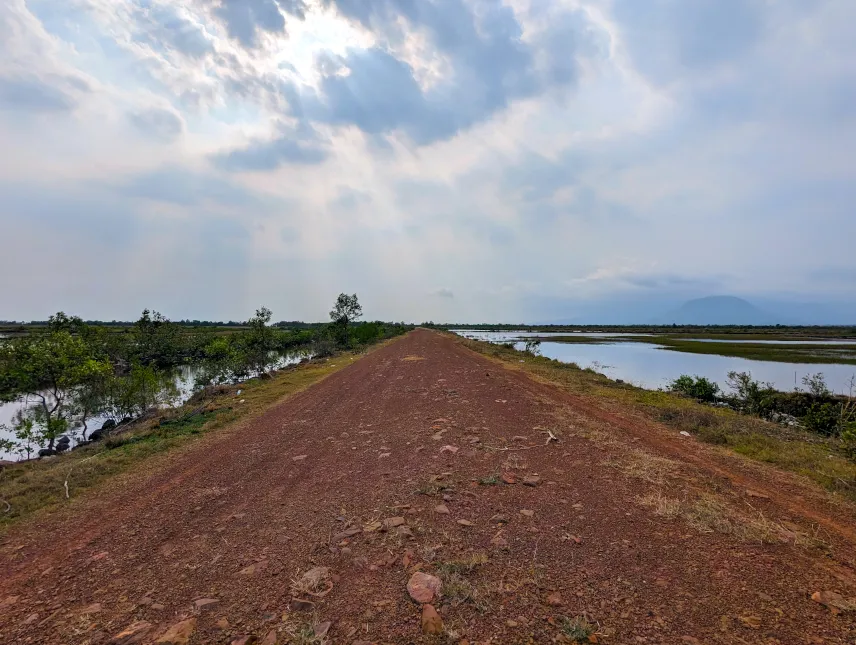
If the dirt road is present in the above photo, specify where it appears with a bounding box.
[1,330,854,644]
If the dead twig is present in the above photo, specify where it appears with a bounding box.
[0,498,10,514]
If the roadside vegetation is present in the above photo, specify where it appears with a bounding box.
[461,336,856,501]
[0,294,411,527]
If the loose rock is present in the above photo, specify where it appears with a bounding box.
[421,604,444,635]
[407,572,442,603]
[523,475,541,487]
[193,598,220,612]
[155,618,197,645]
[110,621,153,644]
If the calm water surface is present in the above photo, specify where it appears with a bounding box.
[453,330,856,393]
[0,351,308,460]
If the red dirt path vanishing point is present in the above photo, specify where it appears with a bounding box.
[1,330,855,644]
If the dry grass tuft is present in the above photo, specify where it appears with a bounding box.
[603,448,678,485]
[636,491,682,518]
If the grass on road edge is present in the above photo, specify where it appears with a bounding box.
[460,335,856,501]
[0,352,364,533]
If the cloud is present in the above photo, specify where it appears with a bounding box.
[115,167,272,207]
[305,1,600,144]
[211,124,329,170]
[131,3,214,58]
[0,75,75,112]
[129,106,184,142]
[430,288,454,299]
[214,0,305,47]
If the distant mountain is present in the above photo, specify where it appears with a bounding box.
[654,296,782,325]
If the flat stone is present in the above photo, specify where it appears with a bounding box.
[384,517,406,529]
[457,519,474,526]
[546,592,564,607]
[523,475,541,487]
[155,618,197,645]
[292,455,308,461]
[260,630,278,645]
[434,504,450,515]
[407,572,442,603]
[109,621,154,644]
[81,603,102,614]
[520,509,534,517]
[193,598,220,611]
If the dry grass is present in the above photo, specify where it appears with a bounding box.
[402,355,426,361]
[602,447,678,485]
[636,491,682,518]
[636,490,820,546]
[436,552,490,610]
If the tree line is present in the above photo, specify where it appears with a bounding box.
[0,294,411,459]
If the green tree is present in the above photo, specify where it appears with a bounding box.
[329,294,362,346]
[241,307,275,376]
[0,331,111,450]
[330,294,362,325]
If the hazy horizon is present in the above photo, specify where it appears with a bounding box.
[2,1,854,323]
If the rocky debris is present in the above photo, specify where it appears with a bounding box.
[101,419,117,432]
[457,519,474,526]
[290,598,316,612]
[546,592,564,607]
[260,630,278,645]
[363,520,383,532]
[314,621,332,639]
[216,618,231,630]
[333,526,361,542]
[439,445,459,455]
[230,637,257,645]
[38,448,57,458]
[383,516,406,529]
[523,475,541,487]
[520,509,534,517]
[501,472,517,484]
[155,618,197,645]
[490,534,509,550]
[490,514,509,524]
[434,504,450,514]
[397,525,415,539]
[407,572,442,603]
[811,590,856,612]
[239,559,268,575]
[81,602,102,614]
[109,621,153,644]
[421,604,444,634]
[193,598,220,612]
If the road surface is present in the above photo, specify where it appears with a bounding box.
[1,330,854,644]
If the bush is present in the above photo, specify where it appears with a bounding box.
[803,402,842,436]
[669,375,720,403]
[313,339,336,358]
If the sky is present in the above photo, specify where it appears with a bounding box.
[1,0,855,324]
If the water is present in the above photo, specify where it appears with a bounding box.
[0,351,309,461]
[454,331,856,394]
